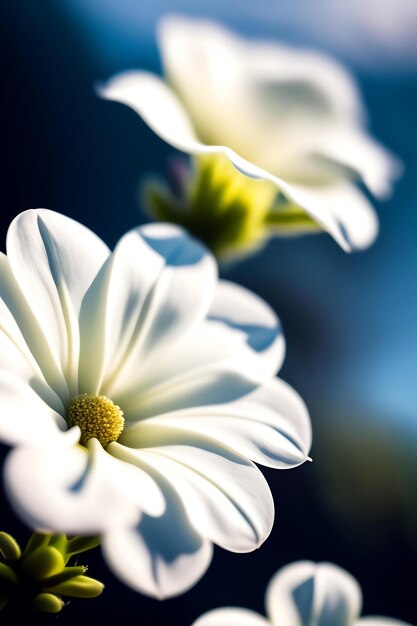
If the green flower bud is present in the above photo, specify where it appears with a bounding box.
[23,532,51,556]
[0,563,19,586]
[43,565,87,587]
[22,546,65,581]
[45,575,104,598]
[48,534,67,556]
[33,592,65,614]
[0,532,21,562]
[66,535,100,557]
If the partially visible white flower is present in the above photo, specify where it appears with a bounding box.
[192,561,412,626]
[99,15,402,252]
[0,209,311,599]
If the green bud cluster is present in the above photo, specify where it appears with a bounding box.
[0,530,103,617]
[144,154,320,262]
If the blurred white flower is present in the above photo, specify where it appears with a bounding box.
[99,15,401,252]
[192,560,412,626]
[0,209,311,598]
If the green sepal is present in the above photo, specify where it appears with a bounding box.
[0,532,21,562]
[43,565,87,587]
[0,562,19,586]
[65,535,100,559]
[48,534,67,556]
[265,200,322,234]
[22,546,65,581]
[144,154,277,262]
[0,589,9,611]
[23,532,51,556]
[33,592,65,614]
[45,575,104,598]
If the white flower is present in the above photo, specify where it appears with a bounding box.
[192,561,412,626]
[99,15,401,252]
[0,209,311,599]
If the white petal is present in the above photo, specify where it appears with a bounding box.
[192,607,270,626]
[99,71,204,153]
[158,15,249,148]
[120,446,274,553]
[266,561,362,626]
[0,260,64,415]
[99,71,377,250]
[5,434,164,534]
[6,210,110,397]
[312,128,402,198]
[268,180,379,251]
[114,319,265,419]
[209,279,285,376]
[354,616,411,626]
[79,222,216,397]
[0,373,65,446]
[121,378,311,469]
[101,457,213,599]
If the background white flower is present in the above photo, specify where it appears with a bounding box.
[0,209,311,598]
[192,560,412,626]
[99,14,402,252]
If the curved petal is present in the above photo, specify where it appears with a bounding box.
[209,279,285,376]
[192,607,270,626]
[79,222,216,397]
[0,372,65,446]
[112,445,274,553]
[98,72,377,250]
[0,262,64,415]
[312,128,402,198]
[266,561,362,626]
[158,15,249,147]
[267,180,379,251]
[5,434,164,534]
[114,319,269,419]
[121,378,311,469]
[6,210,110,397]
[99,71,204,153]
[101,459,213,599]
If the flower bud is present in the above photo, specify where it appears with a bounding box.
[45,575,104,598]
[0,532,21,561]
[33,592,65,614]
[0,563,19,586]
[22,546,65,580]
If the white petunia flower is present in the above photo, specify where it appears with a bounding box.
[192,561,412,626]
[99,15,402,252]
[0,209,311,599]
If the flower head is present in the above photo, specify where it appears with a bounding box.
[0,209,311,598]
[99,15,401,253]
[192,560,411,626]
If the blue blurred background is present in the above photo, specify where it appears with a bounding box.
[0,1,416,624]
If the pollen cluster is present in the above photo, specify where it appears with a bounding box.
[67,393,125,448]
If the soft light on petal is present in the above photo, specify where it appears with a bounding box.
[101,460,213,599]
[6,210,110,397]
[121,378,311,469]
[192,607,270,626]
[117,446,274,553]
[209,280,285,376]
[5,434,164,534]
[266,561,362,626]
[80,222,217,398]
[0,373,65,446]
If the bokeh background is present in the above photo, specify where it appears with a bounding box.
[0,1,416,624]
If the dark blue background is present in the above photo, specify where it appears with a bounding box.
[0,1,416,624]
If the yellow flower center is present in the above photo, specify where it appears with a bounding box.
[67,394,125,448]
